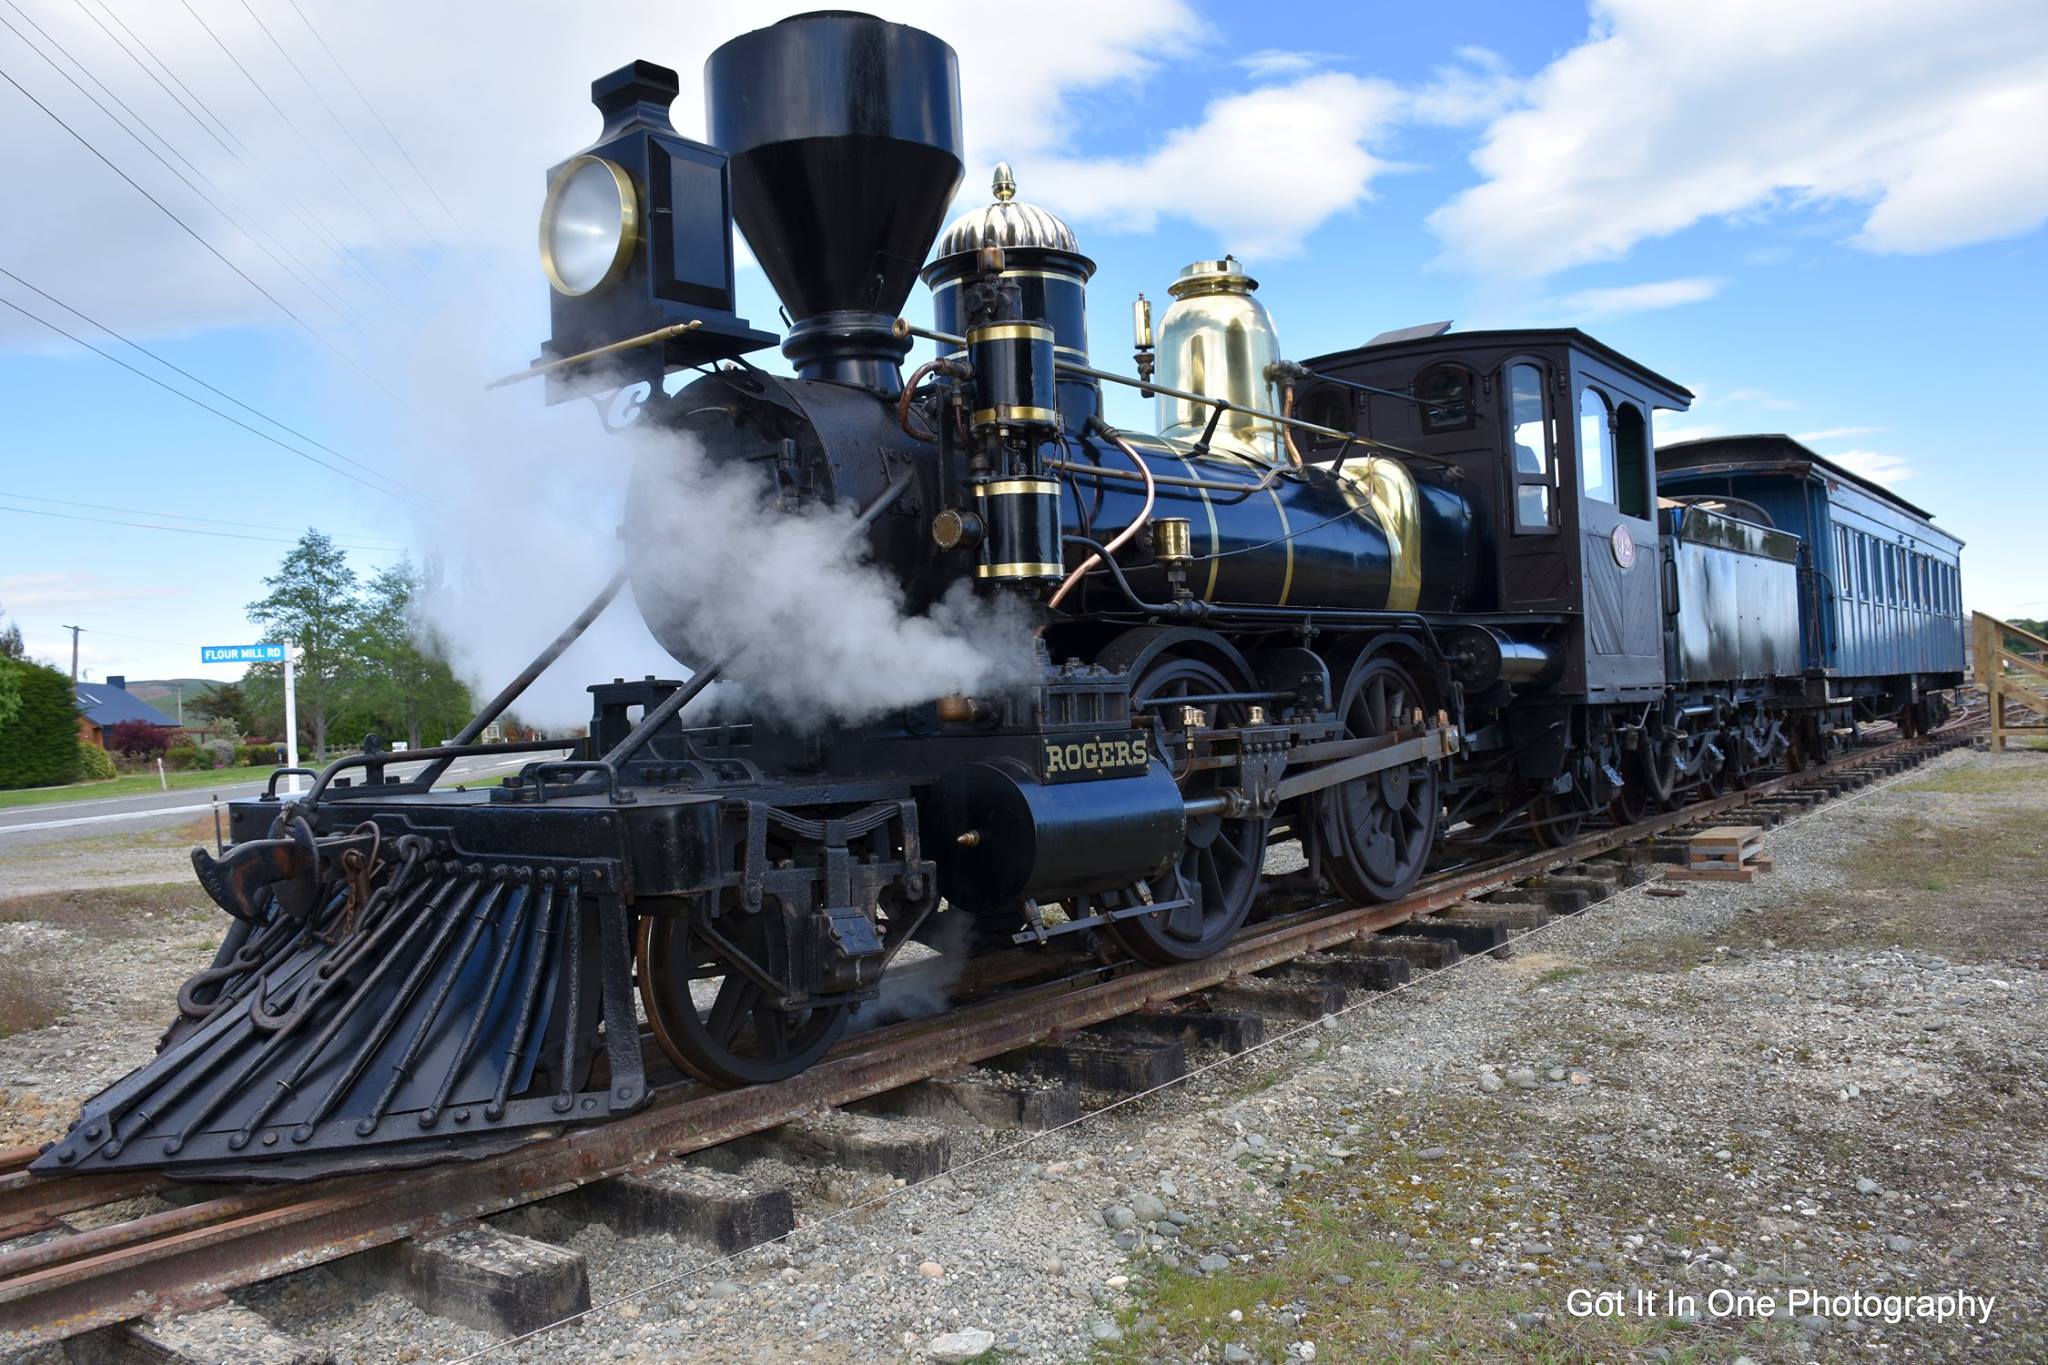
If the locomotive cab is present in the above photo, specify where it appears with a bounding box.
[1302,328,1691,704]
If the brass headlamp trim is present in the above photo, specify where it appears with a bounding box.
[540,155,639,297]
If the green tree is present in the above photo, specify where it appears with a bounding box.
[0,660,81,789]
[245,530,359,758]
[345,560,473,749]
[190,680,257,735]
[0,601,23,737]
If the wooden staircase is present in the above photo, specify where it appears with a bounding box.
[1973,612,2048,751]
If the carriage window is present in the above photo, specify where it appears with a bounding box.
[1415,365,1474,431]
[1578,388,1614,504]
[1508,363,1554,532]
[1613,402,1650,518]
[1836,528,1852,597]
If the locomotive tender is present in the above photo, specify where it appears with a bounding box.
[37,12,1963,1180]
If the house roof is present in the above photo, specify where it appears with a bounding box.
[75,684,178,729]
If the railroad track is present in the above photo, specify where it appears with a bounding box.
[0,721,1981,1354]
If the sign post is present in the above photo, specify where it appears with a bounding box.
[200,642,297,793]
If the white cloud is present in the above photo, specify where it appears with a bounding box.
[1829,448,1914,485]
[0,571,175,612]
[1032,72,1404,258]
[1430,0,2048,276]
[1796,426,1885,442]
[1408,46,1520,127]
[1236,49,1328,79]
[1650,421,1721,445]
[0,1,1211,354]
[1554,275,1721,319]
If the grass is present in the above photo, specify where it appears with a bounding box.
[0,962,59,1040]
[1094,1105,1724,1363]
[0,764,279,809]
[1899,761,2048,795]
[0,880,209,939]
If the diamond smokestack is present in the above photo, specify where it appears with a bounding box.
[706,12,964,392]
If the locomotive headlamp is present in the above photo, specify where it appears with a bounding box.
[540,155,638,296]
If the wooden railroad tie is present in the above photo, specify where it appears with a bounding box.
[1663,825,1775,883]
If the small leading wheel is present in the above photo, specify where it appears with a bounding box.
[1109,652,1269,965]
[638,903,850,1087]
[1309,654,1440,902]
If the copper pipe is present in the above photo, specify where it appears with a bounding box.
[1048,424,1155,610]
[896,360,941,441]
[1280,381,1305,468]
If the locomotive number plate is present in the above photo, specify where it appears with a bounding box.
[1041,731,1151,783]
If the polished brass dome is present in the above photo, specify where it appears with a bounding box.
[931,162,1080,259]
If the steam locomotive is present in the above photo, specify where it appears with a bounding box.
[36,12,1964,1181]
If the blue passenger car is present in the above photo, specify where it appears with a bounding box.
[1655,435,1964,729]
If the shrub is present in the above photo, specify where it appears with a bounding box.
[0,662,80,789]
[237,744,279,767]
[76,741,118,781]
[200,737,236,769]
[164,743,208,772]
[106,719,171,760]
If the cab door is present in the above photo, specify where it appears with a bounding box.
[1573,380,1663,697]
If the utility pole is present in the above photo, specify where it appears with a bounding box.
[62,624,82,683]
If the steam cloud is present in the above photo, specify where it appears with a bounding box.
[399,316,1033,732]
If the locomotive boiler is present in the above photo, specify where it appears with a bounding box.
[32,10,1960,1183]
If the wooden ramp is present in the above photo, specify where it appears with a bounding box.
[1974,613,2048,752]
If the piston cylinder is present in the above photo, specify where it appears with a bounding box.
[925,758,1185,913]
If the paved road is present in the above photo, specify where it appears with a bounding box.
[0,751,570,841]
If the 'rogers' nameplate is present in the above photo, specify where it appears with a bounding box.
[1041,731,1151,783]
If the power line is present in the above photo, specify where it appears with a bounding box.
[0,53,401,401]
[284,0,472,243]
[0,2,371,339]
[0,501,406,554]
[79,0,414,319]
[174,0,429,286]
[0,291,418,505]
[0,492,409,547]
[233,0,445,250]
[0,264,416,495]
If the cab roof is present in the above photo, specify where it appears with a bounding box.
[1306,326,1694,410]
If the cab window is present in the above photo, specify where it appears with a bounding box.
[1578,388,1614,504]
[1507,363,1554,532]
[1415,365,1474,431]
[1613,402,1650,518]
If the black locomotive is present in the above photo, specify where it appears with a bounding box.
[36,13,1963,1181]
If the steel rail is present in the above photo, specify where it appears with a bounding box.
[0,724,1975,1349]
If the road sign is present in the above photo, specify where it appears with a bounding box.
[200,643,299,792]
[200,643,286,663]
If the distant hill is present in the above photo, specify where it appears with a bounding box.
[125,678,220,722]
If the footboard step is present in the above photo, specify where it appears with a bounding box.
[704,1109,951,1182]
[853,1071,1084,1131]
[354,1225,591,1336]
[65,1304,333,1365]
[1098,1007,1267,1054]
[550,1164,795,1251]
[1663,825,1774,883]
[985,1035,1189,1094]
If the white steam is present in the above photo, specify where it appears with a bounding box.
[396,314,1033,732]
[625,432,1037,725]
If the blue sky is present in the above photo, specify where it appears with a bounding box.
[3,0,2044,692]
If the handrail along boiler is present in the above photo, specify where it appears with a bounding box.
[34,12,1963,1180]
